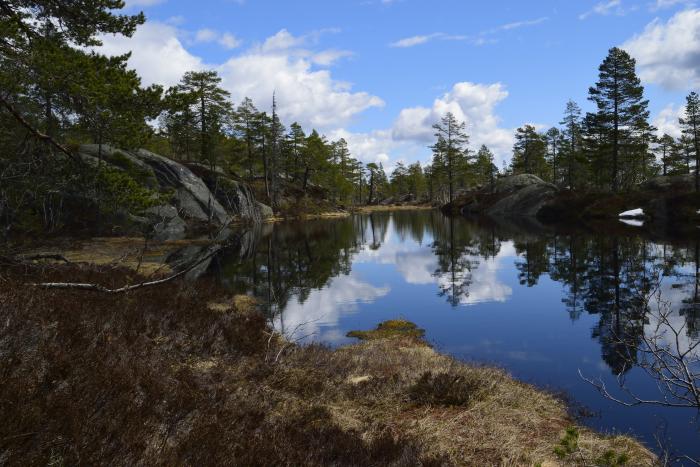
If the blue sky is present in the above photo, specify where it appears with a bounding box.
[107,0,700,169]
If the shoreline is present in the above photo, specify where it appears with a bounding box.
[0,264,656,465]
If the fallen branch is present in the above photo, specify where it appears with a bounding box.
[0,93,78,161]
[32,243,224,294]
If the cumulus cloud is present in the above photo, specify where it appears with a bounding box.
[622,9,700,90]
[391,82,514,165]
[98,24,514,169]
[218,53,383,128]
[98,22,203,87]
[653,104,684,138]
[99,25,380,129]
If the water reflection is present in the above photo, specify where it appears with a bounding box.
[200,210,700,461]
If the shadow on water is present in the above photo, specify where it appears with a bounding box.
[184,210,700,463]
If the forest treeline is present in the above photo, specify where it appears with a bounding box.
[2,1,700,235]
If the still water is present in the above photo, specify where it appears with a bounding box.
[211,210,700,462]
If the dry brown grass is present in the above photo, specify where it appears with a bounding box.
[0,264,657,466]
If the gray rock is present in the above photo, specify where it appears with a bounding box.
[189,166,261,223]
[256,202,274,219]
[78,144,231,225]
[485,174,558,217]
[133,149,230,224]
[642,174,695,191]
[493,174,555,194]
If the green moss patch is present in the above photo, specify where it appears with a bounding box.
[346,319,425,340]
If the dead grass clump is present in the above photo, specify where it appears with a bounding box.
[409,371,483,407]
[347,319,426,340]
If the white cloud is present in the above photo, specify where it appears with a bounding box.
[194,28,218,43]
[579,0,634,19]
[218,33,242,50]
[219,52,383,128]
[390,33,442,48]
[193,29,241,49]
[389,18,548,48]
[650,0,695,10]
[98,24,515,169]
[99,25,380,129]
[98,22,203,87]
[622,9,700,90]
[261,29,306,52]
[653,104,684,138]
[391,82,514,165]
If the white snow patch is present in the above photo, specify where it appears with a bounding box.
[619,208,644,218]
[620,218,644,227]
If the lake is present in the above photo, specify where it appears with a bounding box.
[209,209,700,463]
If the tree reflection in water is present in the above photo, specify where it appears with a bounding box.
[202,211,700,396]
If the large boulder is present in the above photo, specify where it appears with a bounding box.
[79,144,230,225]
[185,163,263,223]
[485,174,558,218]
[76,145,277,239]
[641,174,695,192]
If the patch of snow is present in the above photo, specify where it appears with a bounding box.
[620,218,644,227]
[619,208,644,218]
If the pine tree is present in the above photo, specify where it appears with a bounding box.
[588,47,650,192]
[560,101,582,190]
[431,112,469,203]
[657,134,677,176]
[474,145,497,192]
[680,92,700,191]
[233,97,259,177]
[511,125,547,177]
[545,127,563,185]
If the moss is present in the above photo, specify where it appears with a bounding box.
[108,150,157,188]
[347,319,426,340]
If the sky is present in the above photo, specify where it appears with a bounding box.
[101,0,700,171]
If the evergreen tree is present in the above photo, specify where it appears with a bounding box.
[511,125,547,177]
[474,145,498,192]
[560,100,582,190]
[233,97,259,177]
[680,92,700,191]
[657,134,679,176]
[545,127,563,185]
[588,47,650,192]
[164,71,233,167]
[430,112,469,203]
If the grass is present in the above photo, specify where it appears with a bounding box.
[347,319,426,340]
[0,264,657,466]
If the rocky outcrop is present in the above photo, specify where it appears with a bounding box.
[642,174,695,192]
[185,162,264,223]
[447,174,558,219]
[486,175,557,217]
[78,144,268,239]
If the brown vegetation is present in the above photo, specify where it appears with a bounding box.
[0,264,656,465]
